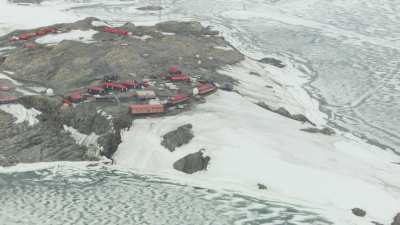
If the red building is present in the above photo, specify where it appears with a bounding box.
[197,83,217,95]
[0,96,17,104]
[103,27,128,36]
[87,86,105,95]
[129,104,165,115]
[168,94,190,105]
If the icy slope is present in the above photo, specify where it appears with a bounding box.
[114,89,400,225]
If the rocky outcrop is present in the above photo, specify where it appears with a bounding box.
[0,95,132,166]
[0,109,89,166]
[173,150,210,174]
[258,57,285,68]
[0,19,243,93]
[392,213,400,225]
[300,127,335,135]
[0,18,244,166]
[137,6,163,11]
[257,102,316,126]
[351,208,366,217]
[161,124,194,152]
[156,21,218,36]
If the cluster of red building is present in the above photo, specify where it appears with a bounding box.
[166,66,191,82]
[63,66,218,116]
[9,27,57,42]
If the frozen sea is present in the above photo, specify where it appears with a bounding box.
[55,0,400,152]
[0,0,399,224]
[0,165,332,225]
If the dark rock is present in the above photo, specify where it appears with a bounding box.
[156,21,219,36]
[8,0,44,4]
[137,5,163,11]
[257,102,316,126]
[259,57,286,68]
[371,221,384,225]
[173,150,210,174]
[220,82,234,91]
[161,124,194,152]
[0,56,5,65]
[156,21,203,35]
[300,127,335,135]
[392,213,400,225]
[352,208,367,217]
[257,183,267,190]
[249,71,261,76]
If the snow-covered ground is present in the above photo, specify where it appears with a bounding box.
[114,75,400,225]
[0,103,41,126]
[35,29,98,44]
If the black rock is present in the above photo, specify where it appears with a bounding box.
[300,127,336,135]
[161,124,194,152]
[259,57,286,68]
[371,221,384,225]
[173,150,210,174]
[257,102,316,126]
[257,183,267,190]
[352,208,367,217]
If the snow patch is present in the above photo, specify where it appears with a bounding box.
[35,29,98,44]
[0,72,22,86]
[91,20,110,27]
[218,58,326,126]
[63,125,100,148]
[213,45,233,51]
[160,31,176,36]
[132,35,152,41]
[0,104,41,126]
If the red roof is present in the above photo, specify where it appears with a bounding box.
[171,94,189,101]
[88,86,104,91]
[197,83,216,94]
[0,96,17,101]
[168,66,179,74]
[19,32,37,40]
[169,74,190,81]
[103,26,128,36]
[169,94,189,104]
[23,44,36,49]
[0,96,17,103]
[70,94,82,100]
[0,85,14,91]
[36,27,56,36]
[129,104,164,114]
[104,83,128,89]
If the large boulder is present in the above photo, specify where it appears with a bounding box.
[351,208,366,217]
[259,57,286,68]
[392,213,400,225]
[173,150,210,174]
[161,124,194,152]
